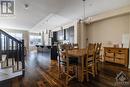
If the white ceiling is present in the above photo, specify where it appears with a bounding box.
[32,13,71,32]
[0,0,130,31]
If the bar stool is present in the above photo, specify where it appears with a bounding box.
[35,45,39,52]
[40,46,44,53]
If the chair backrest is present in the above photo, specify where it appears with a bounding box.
[63,44,70,50]
[95,43,102,59]
[58,44,67,55]
[72,43,79,49]
[86,43,96,64]
[58,44,62,54]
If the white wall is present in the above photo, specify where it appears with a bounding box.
[83,13,130,66]
[86,14,130,46]
[43,30,51,46]
[129,13,130,68]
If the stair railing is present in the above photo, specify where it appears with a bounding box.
[0,29,25,76]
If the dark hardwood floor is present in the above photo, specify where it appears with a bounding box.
[0,51,130,87]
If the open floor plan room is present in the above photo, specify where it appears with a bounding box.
[0,0,130,87]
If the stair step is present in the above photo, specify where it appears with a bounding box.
[1,58,14,69]
[1,55,7,61]
[0,59,23,81]
[1,58,23,72]
[0,67,22,81]
[13,61,23,72]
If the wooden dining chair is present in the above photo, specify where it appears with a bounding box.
[95,43,102,75]
[58,43,79,85]
[72,43,79,49]
[86,43,96,81]
[58,44,78,82]
[65,48,79,85]
[58,44,67,78]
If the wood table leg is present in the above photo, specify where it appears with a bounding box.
[86,58,89,81]
[81,56,84,82]
[77,56,84,82]
[66,57,69,85]
[58,55,61,78]
[77,58,80,81]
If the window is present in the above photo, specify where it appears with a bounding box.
[8,32,23,41]
[30,34,42,46]
[1,34,5,50]
[1,32,23,50]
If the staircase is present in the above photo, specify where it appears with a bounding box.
[0,29,25,81]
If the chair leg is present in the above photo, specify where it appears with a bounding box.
[95,62,98,75]
[92,65,95,77]
[86,63,89,81]
[76,65,78,78]
[58,56,61,78]
[86,70,89,81]
[66,77,69,85]
[66,57,69,85]
[72,65,78,78]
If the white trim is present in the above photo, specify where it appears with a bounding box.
[85,5,130,23]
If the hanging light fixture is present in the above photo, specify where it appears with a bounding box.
[23,0,29,9]
[83,0,86,20]
[81,0,92,24]
[24,4,29,9]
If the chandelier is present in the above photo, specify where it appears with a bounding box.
[81,0,92,24]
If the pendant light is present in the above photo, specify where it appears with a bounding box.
[83,0,86,21]
[81,0,92,24]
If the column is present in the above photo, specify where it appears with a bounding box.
[128,14,130,68]
[23,31,29,54]
[79,21,87,48]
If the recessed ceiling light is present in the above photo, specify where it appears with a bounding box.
[24,4,29,9]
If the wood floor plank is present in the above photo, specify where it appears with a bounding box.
[12,78,19,87]
[37,80,46,87]
[1,52,130,87]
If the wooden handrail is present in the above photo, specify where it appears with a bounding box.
[0,29,25,76]
[0,29,22,44]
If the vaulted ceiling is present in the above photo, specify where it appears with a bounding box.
[0,0,130,31]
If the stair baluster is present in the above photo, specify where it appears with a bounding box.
[6,36,9,67]
[0,29,25,76]
[11,40,14,67]
[0,32,1,61]
[22,40,25,76]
